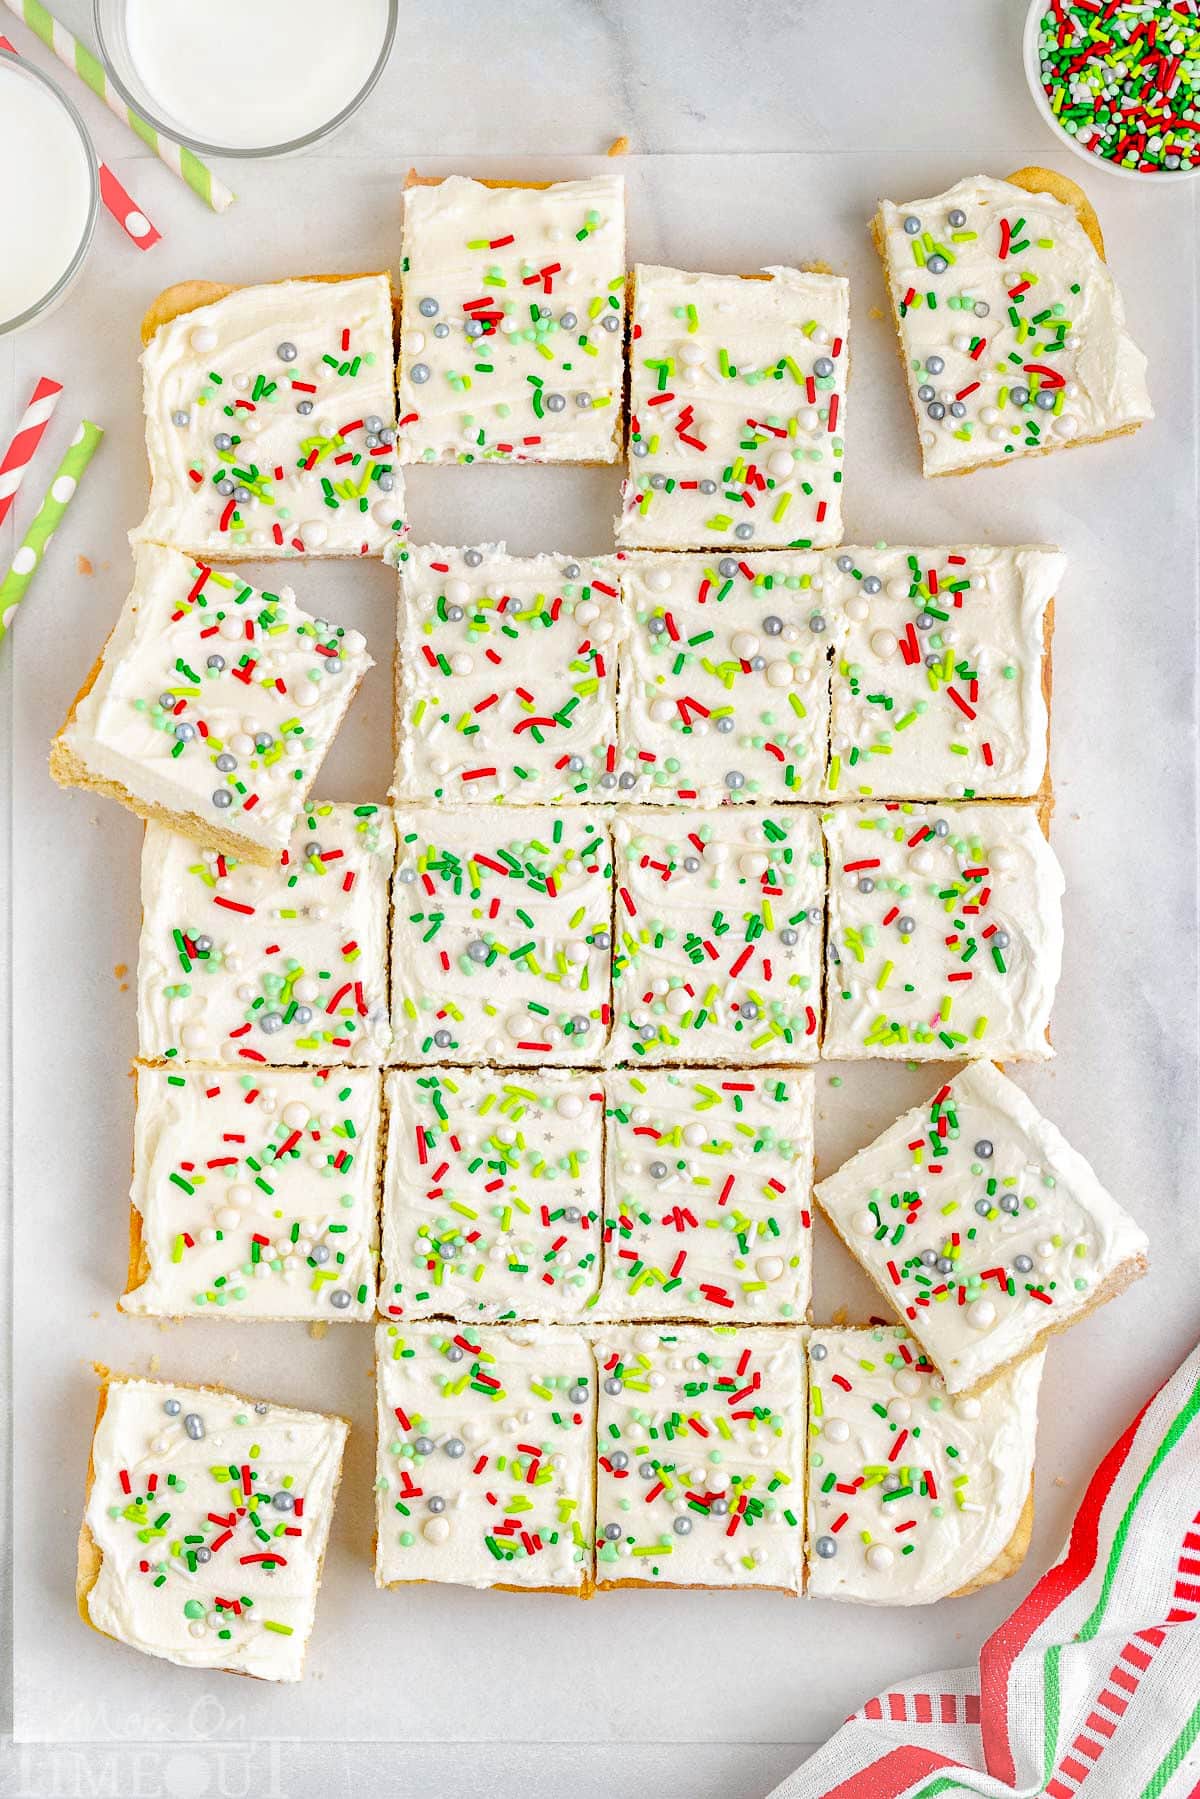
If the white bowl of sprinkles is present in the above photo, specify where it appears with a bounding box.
[1023,0,1200,182]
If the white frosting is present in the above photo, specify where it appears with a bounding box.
[391,543,621,802]
[59,544,373,853]
[618,265,849,549]
[133,275,404,558]
[396,176,625,464]
[375,1322,595,1589]
[391,807,612,1065]
[806,1326,1042,1604]
[617,551,835,803]
[826,545,1063,800]
[815,1062,1148,1393]
[877,176,1152,476]
[594,1323,806,1590]
[598,1069,814,1321]
[612,806,823,1064]
[137,803,394,1065]
[381,1068,603,1320]
[822,802,1064,1061]
[123,1064,379,1320]
[84,1377,347,1679]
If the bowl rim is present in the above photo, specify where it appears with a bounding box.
[93,0,398,160]
[1022,0,1200,184]
[0,47,100,337]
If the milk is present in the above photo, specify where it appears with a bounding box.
[0,63,93,325]
[123,0,391,150]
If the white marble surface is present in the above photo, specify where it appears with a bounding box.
[2,6,1198,1798]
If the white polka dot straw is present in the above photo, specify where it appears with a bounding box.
[0,419,103,646]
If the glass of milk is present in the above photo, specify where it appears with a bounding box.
[94,0,397,157]
[0,50,98,337]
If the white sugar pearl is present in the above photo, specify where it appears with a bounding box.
[190,326,218,352]
[646,568,672,593]
[823,1417,850,1444]
[853,1209,876,1235]
[422,1517,451,1544]
[563,939,590,965]
[990,847,1016,871]
[954,1396,982,1420]
[575,600,599,627]
[844,596,869,622]
[703,840,730,864]
[966,1298,997,1330]
[282,1102,309,1129]
[866,1544,894,1572]
[299,521,328,549]
[731,632,759,658]
[909,848,935,875]
[766,660,793,688]
[555,1094,584,1120]
[678,341,704,366]
[445,578,470,606]
[890,1399,912,1423]
[179,1022,210,1050]
[871,629,898,660]
[739,852,768,878]
[449,653,473,676]
[894,1369,922,1397]
[665,988,691,1017]
[215,1208,241,1231]
[767,449,795,477]
[292,977,319,1004]
[649,698,675,724]
[755,1256,784,1283]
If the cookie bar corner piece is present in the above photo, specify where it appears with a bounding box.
[123,1062,381,1320]
[825,544,1064,802]
[380,1066,604,1321]
[873,174,1152,477]
[599,1066,814,1322]
[396,173,626,465]
[52,543,374,861]
[806,1325,1042,1604]
[619,263,848,550]
[612,806,824,1065]
[821,801,1063,1062]
[79,1372,348,1677]
[391,543,621,803]
[593,1323,806,1591]
[390,806,613,1065]
[616,549,836,805]
[136,801,395,1067]
[374,1321,596,1592]
[133,272,404,557]
[814,1060,1149,1394]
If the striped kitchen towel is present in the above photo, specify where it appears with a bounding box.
[769,1338,1200,1799]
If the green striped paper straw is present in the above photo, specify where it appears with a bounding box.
[1,0,235,213]
[0,419,103,645]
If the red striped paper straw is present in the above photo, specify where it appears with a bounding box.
[0,376,63,531]
[0,32,160,251]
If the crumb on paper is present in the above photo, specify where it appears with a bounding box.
[607,135,630,157]
[1054,1475,1067,1487]
[803,259,834,277]
[148,1354,160,1374]
[869,304,884,320]
[310,1322,329,1341]
[77,555,93,576]
[830,1305,849,1326]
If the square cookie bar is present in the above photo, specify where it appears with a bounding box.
[396,175,625,464]
[391,808,613,1065]
[599,1069,814,1321]
[78,1373,348,1679]
[826,545,1064,801]
[137,802,394,1066]
[375,1322,595,1592]
[874,172,1152,477]
[814,1062,1148,1394]
[616,551,835,804]
[806,1326,1042,1604]
[392,543,621,802]
[52,544,373,862]
[122,1064,380,1321]
[133,275,404,557]
[619,264,849,550]
[822,802,1063,1061]
[380,1068,603,1320]
[612,808,823,1064]
[594,1324,806,1591]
